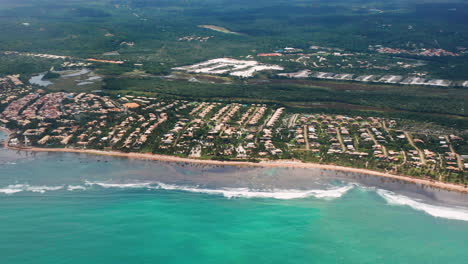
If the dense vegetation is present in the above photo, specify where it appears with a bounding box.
[102,77,467,115]
[0,0,467,131]
[1,0,467,68]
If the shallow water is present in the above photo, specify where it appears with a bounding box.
[28,73,52,87]
[1,131,467,263]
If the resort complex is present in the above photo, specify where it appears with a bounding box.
[1,75,466,184]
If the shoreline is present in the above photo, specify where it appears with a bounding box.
[6,145,468,194]
[0,127,12,148]
[0,127,11,134]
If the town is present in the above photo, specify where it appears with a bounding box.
[258,45,468,87]
[1,77,466,183]
[279,70,460,87]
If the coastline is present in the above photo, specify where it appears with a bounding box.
[0,127,11,134]
[7,145,468,194]
[0,127,11,148]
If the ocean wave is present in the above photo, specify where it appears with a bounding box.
[0,184,64,194]
[0,181,353,200]
[85,181,354,199]
[376,189,468,222]
[67,185,87,191]
[156,182,354,199]
[0,188,23,194]
[85,181,154,189]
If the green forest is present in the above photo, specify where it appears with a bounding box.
[0,0,467,130]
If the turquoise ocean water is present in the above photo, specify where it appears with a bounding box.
[1,131,467,263]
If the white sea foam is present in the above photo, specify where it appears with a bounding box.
[0,184,64,194]
[84,181,353,199]
[67,185,87,191]
[377,189,468,222]
[156,182,354,200]
[26,185,64,193]
[0,188,23,194]
[1,181,354,200]
[85,181,154,189]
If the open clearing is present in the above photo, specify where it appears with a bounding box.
[173,58,283,78]
[198,25,240,35]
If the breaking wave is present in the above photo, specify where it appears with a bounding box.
[0,182,153,194]
[85,181,354,200]
[377,189,468,222]
[0,188,22,194]
[156,183,354,199]
[84,181,153,189]
[0,184,64,194]
[0,180,353,200]
[2,182,468,221]
[67,185,87,191]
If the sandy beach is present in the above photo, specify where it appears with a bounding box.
[5,145,467,194]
